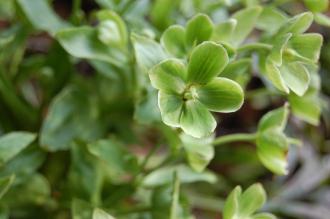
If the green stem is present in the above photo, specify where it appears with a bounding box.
[213,133,257,146]
[237,43,272,53]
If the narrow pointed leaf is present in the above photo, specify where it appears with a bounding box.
[186,14,213,47]
[149,59,187,93]
[180,100,216,138]
[161,25,186,58]
[187,42,228,84]
[196,78,244,113]
[158,91,183,127]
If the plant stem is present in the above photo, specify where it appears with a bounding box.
[213,133,257,146]
[237,43,272,53]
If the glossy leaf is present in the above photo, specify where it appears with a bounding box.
[180,100,216,138]
[185,14,213,47]
[187,42,228,84]
[196,78,244,113]
[0,132,36,165]
[149,59,187,93]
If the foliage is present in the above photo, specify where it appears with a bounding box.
[0,0,329,218]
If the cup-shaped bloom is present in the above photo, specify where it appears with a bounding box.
[149,42,244,138]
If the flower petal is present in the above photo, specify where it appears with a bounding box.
[180,100,216,138]
[187,42,228,84]
[196,78,244,113]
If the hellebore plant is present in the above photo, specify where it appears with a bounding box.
[0,0,329,219]
[149,41,244,138]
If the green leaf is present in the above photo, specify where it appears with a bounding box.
[143,165,217,187]
[187,42,228,84]
[158,91,183,127]
[149,59,187,94]
[0,132,36,165]
[0,175,14,199]
[180,100,216,138]
[258,104,289,132]
[181,134,214,172]
[93,208,115,219]
[161,25,186,58]
[239,183,266,216]
[279,62,310,96]
[16,0,68,35]
[252,213,277,219]
[87,138,139,178]
[196,78,244,113]
[131,33,167,71]
[56,27,126,66]
[221,59,252,88]
[230,6,262,46]
[40,87,105,151]
[212,19,237,43]
[289,33,323,62]
[223,186,241,219]
[289,88,321,126]
[269,33,292,66]
[96,10,127,47]
[170,172,180,219]
[185,14,213,47]
[314,13,330,27]
[72,199,93,219]
[257,7,288,33]
[304,0,329,12]
[257,130,289,175]
[264,60,289,94]
[277,12,313,35]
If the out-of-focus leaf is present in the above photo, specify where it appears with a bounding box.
[289,34,323,62]
[40,87,105,151]
[131,33,167,71]
[72,199,93,219]
[314,13,330,27]
[230,6,262,46]
[221,58,251,88]
[143,165,217,187]
[185,14,213,48]
[181,134,214,172]
[277,12,313,35]
[304,0,329,12]
[16,0,68,35]
[161,25,186,58]
[56,27,126,66]
[212,19,237,43]
[257,7,288,33]
[93,208,116,219]
[0,175,14,199]
[0,132,36,165]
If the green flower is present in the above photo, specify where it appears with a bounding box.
[149,41,244,138]
[263,12,323,96]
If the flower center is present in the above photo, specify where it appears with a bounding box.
[183,85,198,101]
